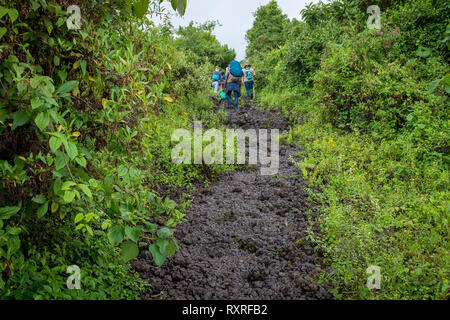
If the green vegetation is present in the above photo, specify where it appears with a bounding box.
[245,0,288,61]
[1,0,448,301]
[0,0,230,299]
[248,0,449,299]
[175,21,236,69]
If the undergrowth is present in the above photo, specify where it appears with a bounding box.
[253,0,449,299]
[0,0,230,299]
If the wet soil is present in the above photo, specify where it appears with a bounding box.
[134,99,332,300]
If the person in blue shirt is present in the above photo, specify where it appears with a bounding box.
[211,66,221,93]
[225,61,244,108]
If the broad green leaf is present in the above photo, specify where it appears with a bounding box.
[108,226,125,246]
[73,60,82,69]
[5,55,18,63]
[118,165,128,177]
[144,222,157,233]
[101,221,109,230]
[12,111,30,130]
[149,243,166,267]
[416,46,431,58]
[80,60,87,75]
[164,198,176,209]
[47,154,54,166]
[8,227,21,235]
[56,17,65,27]
[34,111,50,131]
[157,239,169,254]
[31,98,44,109]
[78,184,92,198]
[63,190,76,203]
[58,71,67,83]
[147,192,156,204]
[61,181,77,190]
[120,241,139,262]
[55,151,65,170]
[428,78,442,93]
[45,97,58,107]
[75,156,87,168]
[57,81,79,95]
[31,1,41,10]
[0,7,8,20]
[32,194,46,204]
[0,206,20,220]
[7,235,20,256]
[167,241,176,257]
[51,201,59,213]
[125,226,140,243]
[8,9,18,23]
[104,174,114,187]
[53,178,62,195]
[44,19,53,34]
[157,227,172,238]
[85,225,94,236]
[177,0,187,16]
[60,135,69,151]
[0,27,6,40]
[49,136,62,153]
[66,142,78,160]
[37,201,48,219]
[170,0,177,11]
[134,0,149,18]
[74,213,84,223]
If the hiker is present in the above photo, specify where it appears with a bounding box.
[243,64,256,99]
[219,71,226,91]
[225,61,244,108]
[211,66,221,93]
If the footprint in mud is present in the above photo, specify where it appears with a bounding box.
[133,100,331,300]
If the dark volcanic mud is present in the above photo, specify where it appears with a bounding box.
[134,100,331,300]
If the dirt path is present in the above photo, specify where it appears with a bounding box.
[134,100,331,300]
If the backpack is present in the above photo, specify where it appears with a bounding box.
[246,69,253,80]
[229,61,244,77]
[212,73,220,81]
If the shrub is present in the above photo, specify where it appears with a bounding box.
[0,0,220,299]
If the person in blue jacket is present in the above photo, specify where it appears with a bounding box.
[225,61,244,108]
[211,66,221,93]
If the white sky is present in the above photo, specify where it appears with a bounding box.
[154,0,324,60]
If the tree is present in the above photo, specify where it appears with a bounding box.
[245,0,289,60]
[175,21,236,69]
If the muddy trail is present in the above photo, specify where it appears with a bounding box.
[134,99,332,300]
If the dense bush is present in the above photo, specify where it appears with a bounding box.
[245,0,289,61]
[313,32,448,138]
[254,0,449,299]
[0,0,223,299]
